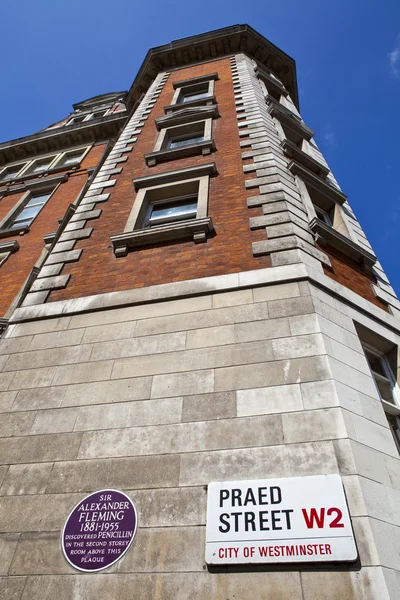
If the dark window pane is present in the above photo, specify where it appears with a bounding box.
[167,135,205,149]
[365,351,387,377]
[376,378,395,403]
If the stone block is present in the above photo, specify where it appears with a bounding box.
[135,301,270,337]
[234,317,290,343]
[37,264,63,278]
[0,432,81,465]
[70,209,101,222]
[301,568,390,600]
[267,295,314,318]
[13,386,66,411]
[21,292,49,307]
[118,526,205,573]
[112,340,274,380]
[133,486,206,528]
[349,411,398,457]
[30,407,78,435]
[282,407,347,443]
[9,532,74,575]
[186,324,235,349]
[181,391,236,422]
[52,240,75,253]
[62,376,152,407]
[289,313,320,335]
[77,414,283,459]
[180,440,338,486]
[237,384,303,416]
[30,275,70,292]
[46,454,181,494]
[272,332,325,360]
[68,295,212,329]
[81,321,136,344]
[74,397,183,431]
[9,367,56,391]
[0,576,26,600]
[0,412,36,437]
[351,516,380,565]
[28,328,84,351]
[0,391,17,413]
[215,355,331,392]
[44,249,82,265]
[4,344,92,372]
[0,463,53,496]
[211,288,253,308]
[0,336,33,356]
[59,227,93,242]
[0,533,19,575]
[52,360,113,386]
[90,331,186,362]
[301,379,339,410]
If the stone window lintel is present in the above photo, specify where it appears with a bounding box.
[282,139,330,178]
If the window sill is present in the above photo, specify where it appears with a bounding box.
[382,399,400,417]
[0,239,20,253]
[310,217,376,273]
[164,96,216,114]
[111,217,214,256]
[145,140,215,166]
[267,96,314,141]
[281,139,329,178]
[0,226,30,239]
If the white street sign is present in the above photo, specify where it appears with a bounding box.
[206,474,357,565]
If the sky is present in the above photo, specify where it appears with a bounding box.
[1,0,399,293]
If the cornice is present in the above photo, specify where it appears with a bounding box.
[125,25,299,113]
[0,114,126,167]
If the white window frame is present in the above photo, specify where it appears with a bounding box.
[167,73,218,112]
[0,146,91,184]
[0,162,29,182]
[362,342,400,453]
[65,109,110,126]
[145,119,214,167]
[0,181,61,234]
[110,163,216,256]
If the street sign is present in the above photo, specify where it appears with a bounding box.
[206,474,357,565]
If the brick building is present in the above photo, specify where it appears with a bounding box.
[0,24,399,599]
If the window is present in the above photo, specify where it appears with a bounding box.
[145,114,216,166]
[167,132,205,149]
[9,191,52,229]
[179,84,209,104]
[145,195,198,227]
[57,150,86,167]
[166,73,218,113]
[0,163,26,182]
[357,324,400,454]
[315,206,333,228]
[110,163,216,256]
[26,157,56,175]
[363,344,400,453]
[66,111,107,125]
[364,347,398,406]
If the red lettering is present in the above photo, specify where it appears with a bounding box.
[327,507,344,528]
[301,507,325,528]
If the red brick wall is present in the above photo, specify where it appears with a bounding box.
[0,143,106,316]
[319,244,388,311]
[50,58,270,303]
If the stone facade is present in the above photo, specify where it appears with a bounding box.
[0,24,399,600]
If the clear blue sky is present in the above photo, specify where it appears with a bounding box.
[1,0,399,293]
